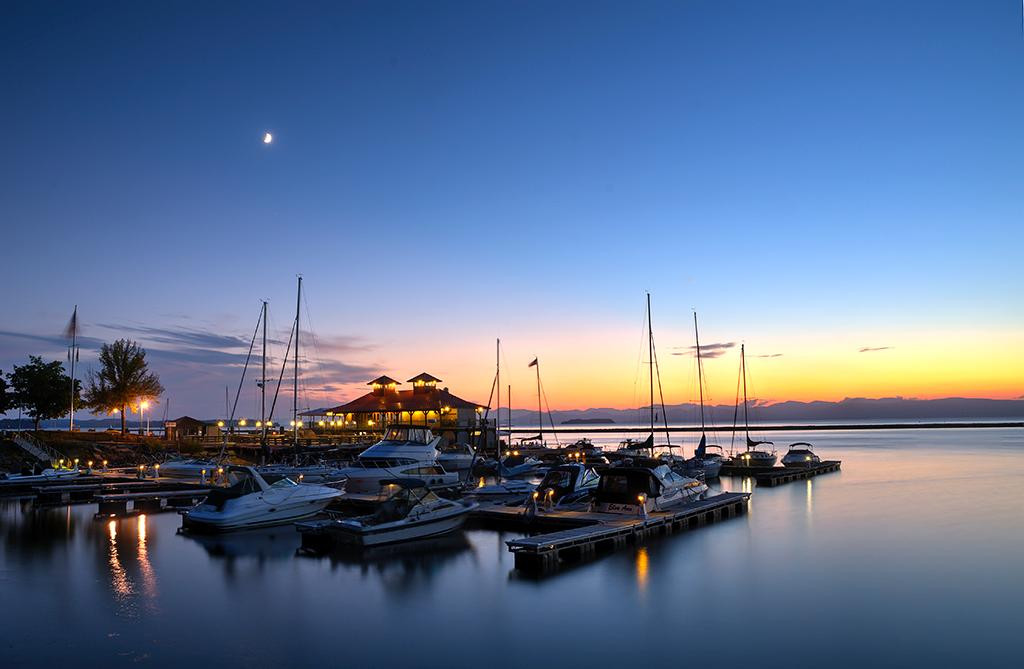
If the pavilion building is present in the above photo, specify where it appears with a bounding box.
[302,373,487,445]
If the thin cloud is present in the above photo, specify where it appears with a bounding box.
[672,341,736,359]
[859,346,893,353]
[756,353,784,358]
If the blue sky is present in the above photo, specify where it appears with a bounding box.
[1,1,1021,418]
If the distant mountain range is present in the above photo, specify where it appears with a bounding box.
[2,397,1021,430]
[501,397,1024,427]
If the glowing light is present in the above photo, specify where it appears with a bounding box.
[217,421,224,427]
[239,419,247,426]
[140,401,149,410]
[263,132,273,144]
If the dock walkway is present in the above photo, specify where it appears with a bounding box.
[503,492,750,573]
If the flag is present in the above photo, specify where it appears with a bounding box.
[63,306,78,341]
[528,358,538,367]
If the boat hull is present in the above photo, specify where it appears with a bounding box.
[307,503,475,547]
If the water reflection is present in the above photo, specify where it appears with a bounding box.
[302,533,475,596]
[806,479,814,521]
[136,515,159,610]
[635,546,649,591]
[107,519,134,608]
[183,525,303,562]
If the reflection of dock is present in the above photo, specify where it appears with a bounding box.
[490,492,750,574]
[720,461,841,486]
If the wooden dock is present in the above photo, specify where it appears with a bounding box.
[503,492,750,574]
[95,488,211,517]
[719,461,841,485]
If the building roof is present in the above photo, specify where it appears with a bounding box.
[315,387,484,415]
[368,375,401,386]
[167,415,205,426]
[407,372,442,384]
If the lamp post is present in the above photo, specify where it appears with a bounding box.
[140,400,150,436]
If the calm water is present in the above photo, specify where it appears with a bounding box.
[2,428,1022,668]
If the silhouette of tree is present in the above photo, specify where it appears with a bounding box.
[8,357,80,431]
[83,339,164,434]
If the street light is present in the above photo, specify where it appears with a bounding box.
[140,400,150,435]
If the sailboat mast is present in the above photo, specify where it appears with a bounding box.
[694,312,705,433]
[741,343,750,439]
[508,384,512,444]
[535,360,542,443]
[261,300,267,445]
[496,338,501,477]
[647,293,654,437]
[293,276,301,447]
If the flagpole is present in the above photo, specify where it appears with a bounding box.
[68,306,77,432]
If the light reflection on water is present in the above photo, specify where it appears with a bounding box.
[0,428,1021,668]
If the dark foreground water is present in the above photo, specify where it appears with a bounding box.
[2,428,1022,668]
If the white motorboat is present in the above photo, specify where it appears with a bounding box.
[496,452,544,478]
[335,425,459,494]
[466,477,537,504]
[0,465,80,484]
[257,463,348,488]
[437,442,476,472]
[678,437,724,480]
[158,458,219,480]
[183,466,343,532]
[592,463,708,515]
[781,442,821,468]
[297,478,476,547]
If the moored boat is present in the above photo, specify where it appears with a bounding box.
[781,442,821,467]
[728,344,777,469]
[297,478,476,547]
[592,462,708,515]
[334,425,459,494]
[183,466,342,532]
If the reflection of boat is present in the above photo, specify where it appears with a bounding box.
[437,443,476,472]
[728,344,777,469]
[297,479,476,547]
[335,426,459,494]
[0,465,80,484]
[183,466,342,532]
[782,443,821,468]
[592,463,708,515]
[183,524,302,560]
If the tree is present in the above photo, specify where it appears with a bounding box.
[8,356,80,431]
[83,339,164,434]
[0,370,10,415]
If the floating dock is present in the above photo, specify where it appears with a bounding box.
[719,460,841,485]
[500,492,750,574]
[95,488,210,517]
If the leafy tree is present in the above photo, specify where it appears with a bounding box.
[8,356,80,431]
[83,339,164,434]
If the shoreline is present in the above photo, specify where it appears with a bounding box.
[507,421,1024,433]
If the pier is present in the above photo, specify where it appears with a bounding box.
[497,492,750,574]
[95,488,211,517]
[719,460,841,485]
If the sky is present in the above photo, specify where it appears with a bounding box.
[1,0,1021,420]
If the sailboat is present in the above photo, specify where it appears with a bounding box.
[679,312,723,479]
[729,344,777,469]
[613,293,668,461]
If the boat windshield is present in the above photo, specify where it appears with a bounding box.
[354,457,417,468]
[268,477,298,489]
[382,427,433,444]
[539,469,573,489]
